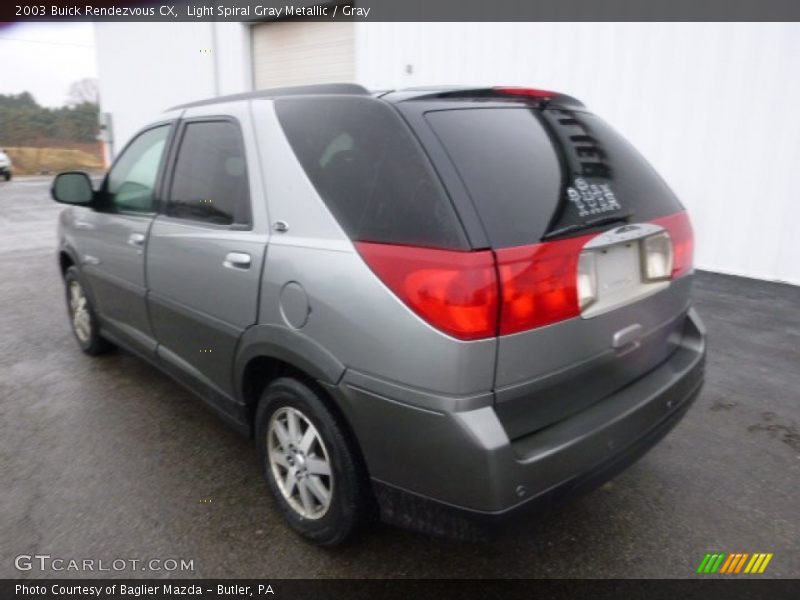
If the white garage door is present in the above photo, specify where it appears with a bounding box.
[251,20,355,89]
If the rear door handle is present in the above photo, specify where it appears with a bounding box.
[612,323,643,350]
[223,252,251,270]
[128,233,146,247]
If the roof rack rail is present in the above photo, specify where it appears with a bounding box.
[168,83,369,111]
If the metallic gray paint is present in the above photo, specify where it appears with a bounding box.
[333,310,705,512]
[146,101,270,401]
[56,89,707,528]
[494,276,692,387]
[61,208,157,357]
[252,102,497,397]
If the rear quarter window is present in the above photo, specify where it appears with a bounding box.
[275,96,468,250]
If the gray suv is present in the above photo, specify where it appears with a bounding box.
[52,84,706,546]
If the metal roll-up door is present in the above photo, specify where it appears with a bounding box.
[251,20,355,89]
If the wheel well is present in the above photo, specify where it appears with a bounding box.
[59,251,74,277]
[241,356,371,475]
[241,357,345,435]
[242,356,302,426]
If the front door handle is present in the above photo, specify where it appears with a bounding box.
[128,233,146,247]
[223,252,251,270]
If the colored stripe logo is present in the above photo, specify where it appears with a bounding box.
[696,552,773,574]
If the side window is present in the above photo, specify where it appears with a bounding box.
[106,125,170,213]
[275,96,468,249]
[167,120,251,226]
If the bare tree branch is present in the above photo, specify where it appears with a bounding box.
[66,78,99,106]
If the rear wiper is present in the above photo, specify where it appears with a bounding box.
[542,212,633,240]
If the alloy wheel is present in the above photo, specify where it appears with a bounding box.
[267,406,333,519]
[68,280,91,343]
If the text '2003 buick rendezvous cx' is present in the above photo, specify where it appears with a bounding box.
[52,84,706,546]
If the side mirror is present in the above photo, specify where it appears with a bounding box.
[52,172,95,205]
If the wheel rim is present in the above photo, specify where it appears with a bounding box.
[68,280,91,343]
[267,406,333,520]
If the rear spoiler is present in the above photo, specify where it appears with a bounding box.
[410,86,585,108]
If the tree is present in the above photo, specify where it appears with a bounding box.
[0,92,38,109]
[66,78,99,107]
[0,91,99,145]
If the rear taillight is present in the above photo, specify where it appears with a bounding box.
[354,242,498,341]
[652,211,694,278]
[356,211,693,340]
[495,234,594,335]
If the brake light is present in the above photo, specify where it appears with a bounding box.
[357,211,693,340]
[493,86,556,99]
[354,242,498,341]
[495,234,595,335]
[652,211,694,278]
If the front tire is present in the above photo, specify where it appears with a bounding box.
[2,171,9,181]
[63,266,113,355]
[255,377,372,546]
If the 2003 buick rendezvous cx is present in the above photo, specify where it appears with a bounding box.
[51,84,706,546]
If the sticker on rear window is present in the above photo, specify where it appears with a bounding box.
[566,178,622,218]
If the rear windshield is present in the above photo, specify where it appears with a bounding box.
[426,107,683,248]
[275,96,468,249]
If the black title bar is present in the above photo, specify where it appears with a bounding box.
[3,579,800,600]
[4,0,800,22]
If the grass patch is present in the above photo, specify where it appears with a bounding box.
[5,145,104,176]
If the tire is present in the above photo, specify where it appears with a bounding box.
[3,172,9,181]
[256,377,373,546]
[63,266,114,355]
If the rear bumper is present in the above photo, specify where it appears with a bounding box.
[331,308,706,538]
[373,383,699,539]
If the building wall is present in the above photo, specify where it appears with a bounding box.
[94,22,251,152]
[356,22,800,285]
[94,22,800,284]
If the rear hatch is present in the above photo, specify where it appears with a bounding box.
[392,89,695,439]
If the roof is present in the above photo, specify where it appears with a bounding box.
[167,83,369,111]
[166,83,584,112]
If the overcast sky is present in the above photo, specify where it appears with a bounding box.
[0,23,96,107]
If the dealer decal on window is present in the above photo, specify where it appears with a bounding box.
[566,177,622,218]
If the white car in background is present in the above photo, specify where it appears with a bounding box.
[0,149,12,181]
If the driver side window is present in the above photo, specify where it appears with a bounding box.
[106,125,171,213]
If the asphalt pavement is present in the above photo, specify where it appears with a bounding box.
[1,177,798,578]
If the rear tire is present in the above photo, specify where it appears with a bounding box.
[255,377,372,546]
[64,266,114,355]
[3,172,9,181]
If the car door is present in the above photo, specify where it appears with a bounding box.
[146,111,266,415]
[76,123,173,357]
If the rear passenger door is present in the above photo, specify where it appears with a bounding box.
[146,111,266,409]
